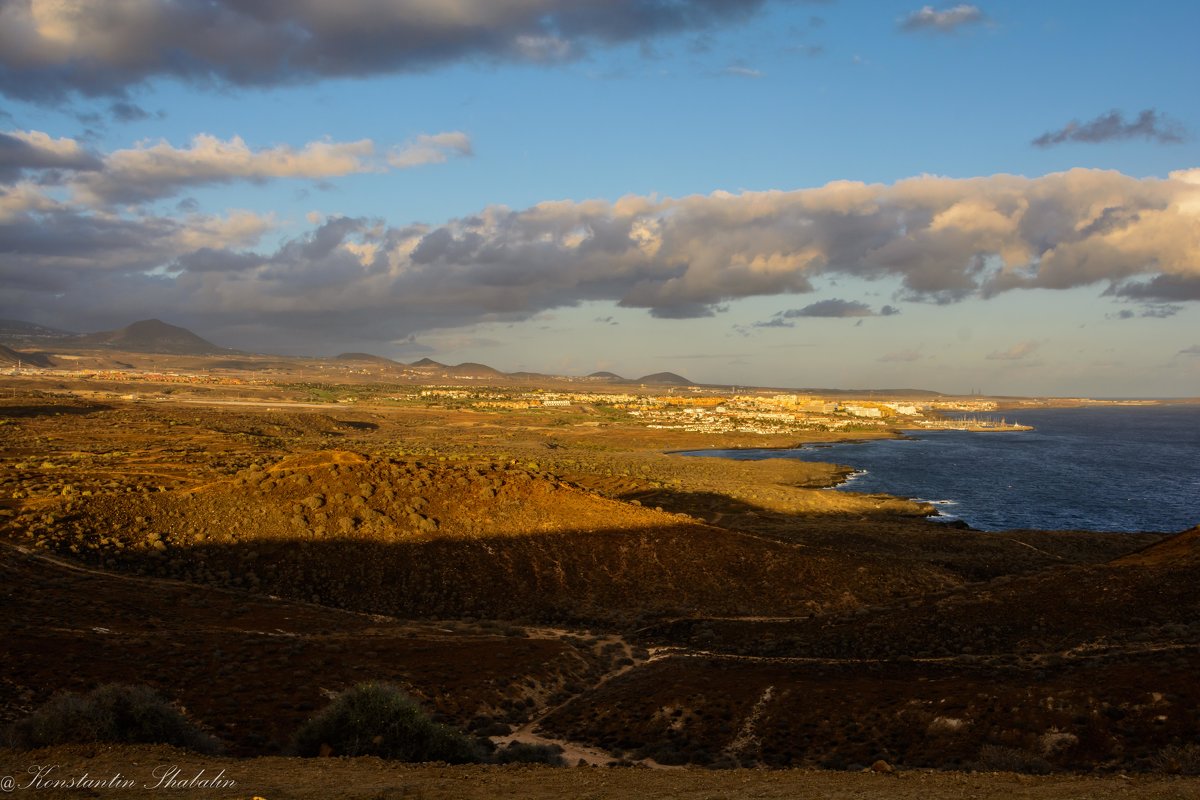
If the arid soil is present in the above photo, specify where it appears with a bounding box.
[2,744,1199,800]
[1,383,1198,794]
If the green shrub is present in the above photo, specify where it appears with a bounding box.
[291,682,484,762]
[492,741,566,765]
[7,684,220,753]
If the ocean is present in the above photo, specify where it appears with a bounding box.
[684,404,1200,533]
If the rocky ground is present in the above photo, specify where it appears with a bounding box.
[1,386,1197,789]
[2,744,1200,800]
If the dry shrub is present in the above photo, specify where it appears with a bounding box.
[6,684,220,753]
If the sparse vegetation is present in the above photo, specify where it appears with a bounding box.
[1151,743,1200,775]
[6,684,221,753]
[972,744,1053,775]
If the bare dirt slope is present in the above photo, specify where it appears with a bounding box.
[13,449,960,623]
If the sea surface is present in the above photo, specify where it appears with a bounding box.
[683,405,1200,533]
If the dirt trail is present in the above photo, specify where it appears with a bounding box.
[494,629,649,766]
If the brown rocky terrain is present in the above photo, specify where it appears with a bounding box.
[1,385,1197,792]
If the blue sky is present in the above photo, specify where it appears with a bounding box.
[1,1,1199,395]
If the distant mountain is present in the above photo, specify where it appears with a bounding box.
[335,352,401,365]
[587,371,625,381]
[447,362,505,378]
[76,319,227,355]
[408,358,446,369]
[636,371,693,386]
[0,344,54,367]
[0,319,76,341]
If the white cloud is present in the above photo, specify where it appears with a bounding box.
[387,132,473,169]
[2,130,473,207]
[899,4,985,33]
[3,167,1200,346]
[74,134,379,205]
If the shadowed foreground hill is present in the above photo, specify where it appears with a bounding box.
[642,524,1200,662]
[553,527,1200,770]
[15,451,956,624]
[0,542,611,755]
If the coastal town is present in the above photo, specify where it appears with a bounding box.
[5,356,1024,436]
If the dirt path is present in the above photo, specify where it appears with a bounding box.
[493,628,648,766]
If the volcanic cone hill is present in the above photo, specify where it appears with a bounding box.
[636,371,692,386]
[334,352,401,365]
[21,451,956,624]
[75,318,228,355]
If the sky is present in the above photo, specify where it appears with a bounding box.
[1,0,1199,397]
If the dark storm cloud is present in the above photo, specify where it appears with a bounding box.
[898,4,984,33]
[0,0,779,102]
[1032,109,1187,148]
[3,168,1199,350]
[172,248,265,274]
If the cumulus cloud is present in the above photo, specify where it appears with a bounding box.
[3,166,1200,350]
[75,134,381,205]
[0,128,100,180]
[899,4,985,33]
[2,130,472,206]
[1033,109,1187,148]
[387,132,473,169]
[986,340,1038,361]
[0,0,778,103]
